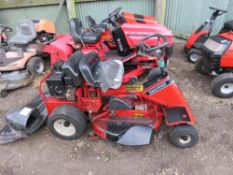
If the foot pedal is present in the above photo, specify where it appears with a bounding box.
[165,107,190,125]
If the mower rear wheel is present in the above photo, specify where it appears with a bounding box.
[47,105,87,140]
[195,58,208,75]
[0,90,7,97]
[169,124,198,148]
[187,49,202,63]
[27,57,45,75]
[211,73,233,98]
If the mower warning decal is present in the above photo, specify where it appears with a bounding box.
[126,85,144,92]
[145,79,173,95]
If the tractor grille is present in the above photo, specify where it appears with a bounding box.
[201,47,220,72]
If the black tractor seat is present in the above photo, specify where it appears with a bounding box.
[8,20,37,45]
[79,52,100,87]
[223,20,233,31]
[69,18,101,44]
[86,15,108,33]
[62,51,83,86]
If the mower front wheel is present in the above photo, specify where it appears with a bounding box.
[169,124,198,148]
[27,57,45,75]
[211,73,233,98]
[47,105,87,140]
[187,49,202,63]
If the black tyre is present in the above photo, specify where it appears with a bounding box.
[0,90,7,97]
[47,105,87,140]
[169,124,199,148]
[27,57,45,75]
[195,58,208,75]
[211,73,233,98]
[187,48,202,63]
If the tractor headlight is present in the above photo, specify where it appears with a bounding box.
[203,38,231,55]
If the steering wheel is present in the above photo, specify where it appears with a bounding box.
[209,6,227,13]
[102,7,122,24]
[139,34,168,53]
[0,24,12,33]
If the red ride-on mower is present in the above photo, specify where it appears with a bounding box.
[195,33,233,98]
[44,7,174,67]
[39,34,198,148]
[185,6,233,63]
[85,7,174,62]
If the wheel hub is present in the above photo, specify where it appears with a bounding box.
[178,134,192,145]
[53,119,76,137]
[35,62,44,74]
[190,53,201,62]
[220,83,233,95]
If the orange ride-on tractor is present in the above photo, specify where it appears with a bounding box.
[0,19,55,97]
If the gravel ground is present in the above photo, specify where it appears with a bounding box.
[0,43,233,175]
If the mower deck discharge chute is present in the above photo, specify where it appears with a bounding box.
[0,95,48,144]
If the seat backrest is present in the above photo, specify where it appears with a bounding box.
[62,51,83,86]
[99,59,124,92]
[86,15,97,27]
[17,20,37,37]
[69,18,84,42]
[8,20,37,45]
[79,52,100,87]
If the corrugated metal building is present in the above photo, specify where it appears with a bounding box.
[0,0,232,36]
[165,0,233,36]
[0,0,155,34]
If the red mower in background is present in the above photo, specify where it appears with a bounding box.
[45,7,174,66]
[87,7,174,61]
[39,34,198,148]
[185,6,233,63]
[195,33,233,98]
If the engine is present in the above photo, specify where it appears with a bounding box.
[46,51,83,100]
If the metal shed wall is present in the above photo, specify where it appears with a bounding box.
[76,0,155,27]
[0,5,70,34]
[165,0,231,36]
[0,0,155,34]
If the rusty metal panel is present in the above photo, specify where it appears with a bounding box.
[165,0,230,36]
